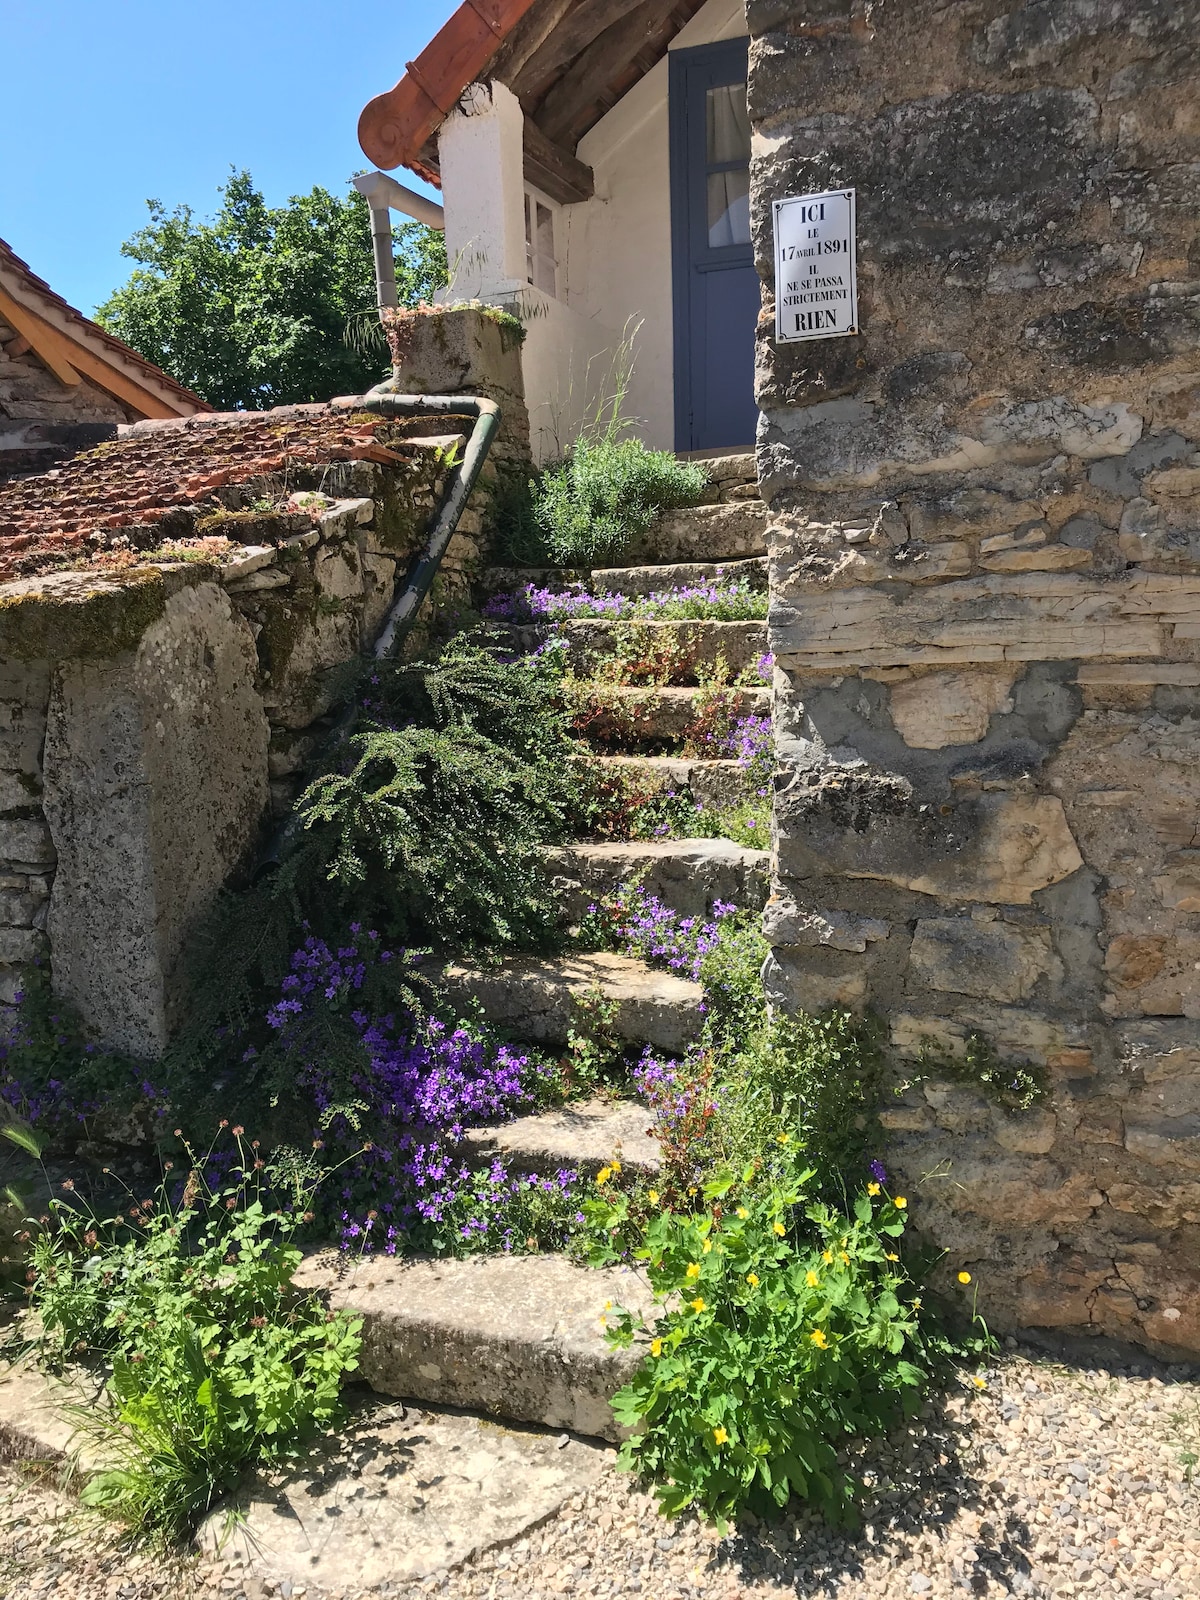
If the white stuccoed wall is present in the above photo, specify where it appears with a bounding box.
[434,0,749,461]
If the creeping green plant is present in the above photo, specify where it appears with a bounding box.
[27,1127,362,1541]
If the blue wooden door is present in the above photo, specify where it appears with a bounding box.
[669,38,760,453]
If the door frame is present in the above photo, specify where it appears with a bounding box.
[668,34,753,454]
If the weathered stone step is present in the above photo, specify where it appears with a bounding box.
[623,501,769,564]
[461,1095,659,1178]
[429,951,702,1053]
[696,451,759,502]
[573,684,769,747]
[203,1394,611,1591]
[293,1252,657,1441]
[594,752,756,809]
[525,617,766,678]
[590,555,767,596]
[545,837,769,920]
[477,563,587,598]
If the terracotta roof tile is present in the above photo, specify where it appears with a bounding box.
[0,400,466,586]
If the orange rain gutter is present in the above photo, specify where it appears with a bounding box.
[358,0,541,173]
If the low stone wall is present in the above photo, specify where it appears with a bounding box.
[750,0,1200,1357]
[0,420,466,1057]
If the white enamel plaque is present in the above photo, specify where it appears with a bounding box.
[773,188,858,342]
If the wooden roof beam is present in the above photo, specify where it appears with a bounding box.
[523,118,595,204]
[536,0,683,147]
[510,0,649,103]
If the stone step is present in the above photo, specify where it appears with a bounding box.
[590,555,767,596]
[572,684,770,748]
[460,1096,659,1179]
[203,1393,611,1591]
[623,501,769,564]
[292,1252,658,1442]
[521,617,766,678]
[477,563,587,598]
[545,837,769,920]
[429,951,702,1053]
[696,451,759,501]
[0,1356,613,1588]
[593,752,756,810]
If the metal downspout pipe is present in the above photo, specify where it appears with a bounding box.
[256,386,501,872]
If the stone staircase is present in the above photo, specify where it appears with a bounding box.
[301,451,770,1443]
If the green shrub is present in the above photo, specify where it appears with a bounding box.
[588,1153,926,1528]
[27,1129,361,1541]
[508,438,708,567]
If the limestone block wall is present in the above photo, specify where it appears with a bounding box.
[749,0,1200,1357]
[0,448,460,1058]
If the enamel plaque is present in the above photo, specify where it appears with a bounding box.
[773,188,858,342]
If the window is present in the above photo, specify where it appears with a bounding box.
[705,81,751,249]
[525,192,557,296]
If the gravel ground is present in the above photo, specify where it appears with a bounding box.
[1,1342,1196,1600]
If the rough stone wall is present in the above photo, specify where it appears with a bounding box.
[0,455,459,1056]
[750,0,1200,1357]
[0,318,131,481]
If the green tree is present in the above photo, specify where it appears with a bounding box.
[96,169,447,410]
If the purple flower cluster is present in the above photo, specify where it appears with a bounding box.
[265,931,578,1254]
[720,714,773,773]
[484,577,767,624]
[609,888,739,982]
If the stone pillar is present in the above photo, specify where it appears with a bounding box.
[750,0,1200,1358]
[437,80,528,302]
[43,582,269,1057]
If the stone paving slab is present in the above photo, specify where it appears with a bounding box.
[590,555,768,595]
[197,1393,611,1591]
[625,502,769,564]
[292,1252,658,1442]
[596,753,752,808]
[576,683,769,744]
[431,950,702,1053]
[460,1096,660,1178]
[545,836,770,920]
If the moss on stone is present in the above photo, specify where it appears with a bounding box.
[0,568,176,660]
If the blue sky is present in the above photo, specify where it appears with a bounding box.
[2,1,458,316]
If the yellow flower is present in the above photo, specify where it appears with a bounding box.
[686,1262,701,1280]
[604,1300,613,1311]
[687,1185,697,1196]
[912,1297,922,1310]
[972,1374,987,1390]
[746,1272,760,1287]
[690,1297,706,1313]
[773,1221,786,1237]
[648,1190,660,1205]
[713,1426,728,1445]
[886,1252,899,1262]
[736,1207,749,1220]
[840,1251,850,1266]
[821,1248,833,1264]
[650,1338,663,1357]
[777,1132,790,1144]
[599,1316,607,1329]
[957,1271,972,1285]
[866,1182,880,1196]
[611,1160,622,1174]
[805,1269,820,1288]
[894,1196,908,1210]
[596,1167,611,1187]
[702,1240,713,1255]
[809,1329,829,1349]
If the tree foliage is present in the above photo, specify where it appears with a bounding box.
[96,169,447,410]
